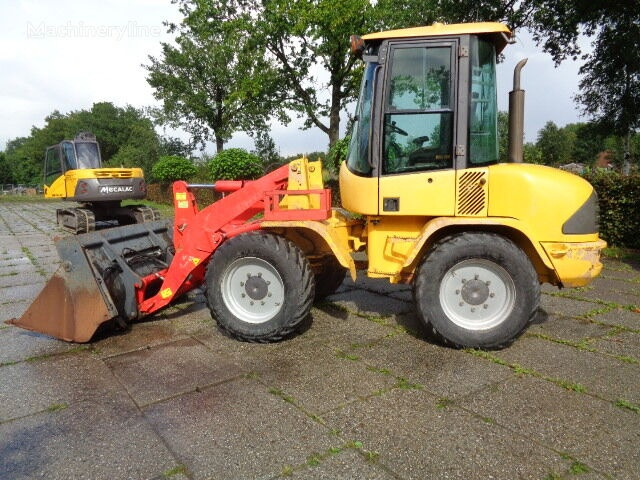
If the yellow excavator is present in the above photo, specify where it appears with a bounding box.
[43,132,159,233]
[12,22,605,349]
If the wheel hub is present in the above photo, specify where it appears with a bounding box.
[245,275,268,300]
[460,279,490,305]
[221,257,285,324]
[440,259,516,331]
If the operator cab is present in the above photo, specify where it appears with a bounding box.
[341,22,511,216]
[44,132,102,186]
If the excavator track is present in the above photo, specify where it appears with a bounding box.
[129,205,161,223]
[56,207,97,234]
[56,204,160,234]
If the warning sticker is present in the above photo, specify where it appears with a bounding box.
[160,288,173,299]
[191,257,201,266]
[178,200,189,209]
[175,192,187,200]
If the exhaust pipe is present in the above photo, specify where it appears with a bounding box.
[508,58,528,163]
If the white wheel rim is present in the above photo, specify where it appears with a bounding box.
[221,257,284,324]
[439,259,516,331]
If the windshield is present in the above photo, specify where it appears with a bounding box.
[75,142,101,169]
[468,36,498,166]
[346,61,377,175]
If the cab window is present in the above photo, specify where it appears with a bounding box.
[61,142,77,171]
[383,45,454,174]
[44,147,61,185]
[468,37,498,166]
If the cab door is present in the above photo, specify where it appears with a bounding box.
[378,39,462,216]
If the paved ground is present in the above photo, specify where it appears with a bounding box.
[0,200,639,480]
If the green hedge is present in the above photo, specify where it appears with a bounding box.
[583,170,640,248]
[151,156,198,182]
[208,148,263,180]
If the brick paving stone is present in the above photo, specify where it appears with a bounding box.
[326,289,414,317]
[0,397,177,480]
[540,293,605,317]
[527,314,612,342]
[0,282,45,303]
[144,377,335,480]
[288,449,397,479]
[589,307,640,330]
[348,332,514,400]
[105,337,243,407]
[323,388,572,480]
[495,335,640,404]
[0,353,124,421]
[460,376,640,479]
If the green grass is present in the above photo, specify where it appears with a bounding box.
[0,194,46,203]
[121,199,174,218]
[569,461,590,474]
[46,402,68,413]
[602,246,640,262]
[163,464,187,477]
[615,398,640,414]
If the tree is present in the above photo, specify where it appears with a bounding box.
[3,103,161,185]
[571,122,605,166]
[251,130,282,169]
[536,121,573,166]
[528,1,640,169]
[378,0,532,31]
[159,136,192,158]
[253,0,379,148]
[497,111,509,162]
[0,152,14,184]
[146,1,281,152]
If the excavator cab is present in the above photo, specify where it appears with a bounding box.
[44,133,102,188]
[43,132,159,233]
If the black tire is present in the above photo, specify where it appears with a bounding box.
[413,232,540,349]
[314,256,347,300]
[204,232,315,342]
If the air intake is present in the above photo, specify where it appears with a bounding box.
[457,171,487,216]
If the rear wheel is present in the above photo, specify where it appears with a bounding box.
[205,232,315,342]
[414,232,539,349]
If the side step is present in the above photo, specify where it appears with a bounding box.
[7,220,173,342]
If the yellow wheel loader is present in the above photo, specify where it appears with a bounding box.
[43,132,160,233]
[11,23,605,349]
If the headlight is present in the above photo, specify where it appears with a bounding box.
[562,190,599,234]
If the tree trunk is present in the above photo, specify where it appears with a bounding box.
[215,135,224,153]
[328,82,342,148]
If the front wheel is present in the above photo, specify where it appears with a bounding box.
[205,232,315,342]
[414,233,540,349]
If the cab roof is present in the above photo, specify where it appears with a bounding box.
[362,22,511,53]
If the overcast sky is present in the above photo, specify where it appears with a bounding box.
[0,0,591,156]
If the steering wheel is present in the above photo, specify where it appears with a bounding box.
[412,135,430,146]
[386,121,408,136]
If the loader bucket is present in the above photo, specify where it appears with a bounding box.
[7,220,173,343]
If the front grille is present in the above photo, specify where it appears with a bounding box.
[94,170,134,179]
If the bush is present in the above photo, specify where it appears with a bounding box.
[208,148,263,180]
[583,170,640,248]
[151,156,197,183]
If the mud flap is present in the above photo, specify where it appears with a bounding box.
[7,220,173,342]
